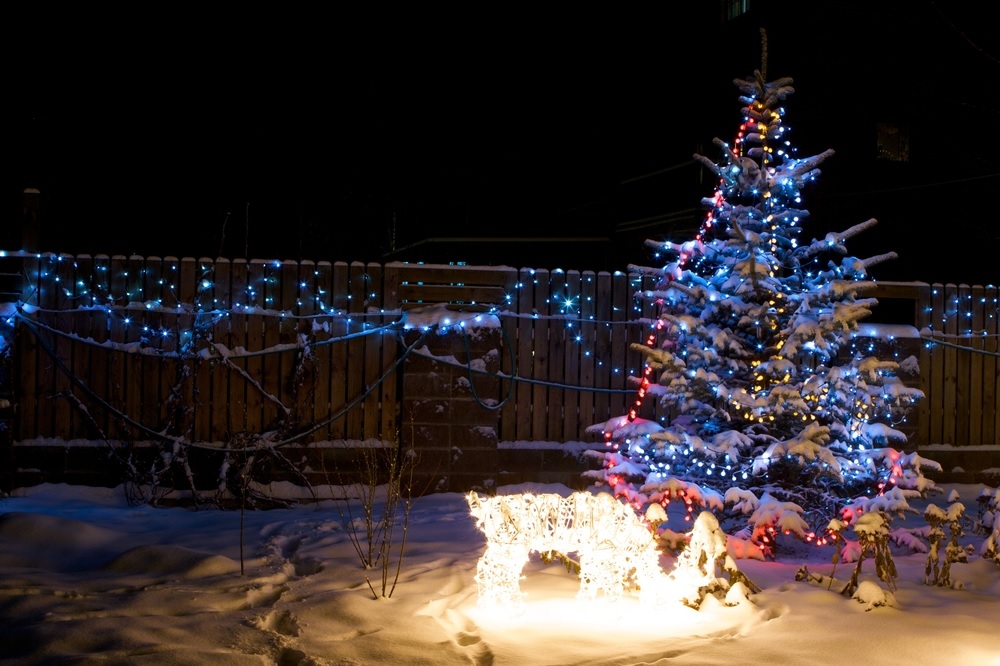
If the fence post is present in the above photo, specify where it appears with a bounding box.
[22,188,40,253]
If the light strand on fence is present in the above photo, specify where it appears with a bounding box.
[4,251,998,371]
[919,337,1000,357]
[3,253,657,379]
[408,348,636,394]
[17,307,402,359]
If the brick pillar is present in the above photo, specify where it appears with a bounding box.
[401,326,504,493]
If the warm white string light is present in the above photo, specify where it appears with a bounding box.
[466,491,751,613]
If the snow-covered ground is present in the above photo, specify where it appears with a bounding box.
[1,480,999,665]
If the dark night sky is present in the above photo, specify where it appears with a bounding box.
[6,3,1000,286]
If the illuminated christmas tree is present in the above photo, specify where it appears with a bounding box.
[588,67,940,558]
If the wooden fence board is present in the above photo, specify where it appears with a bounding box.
[913,282,932,449]
[313,261,334,315]
[578,271,596,435]
[123,256,146,440]
[515,268,536,441]
[561,270,582,438]
[176,258,208,443]
[69,308,94,437]
[328,314,348,441]
[127,255,145,306]
[315,260,335,436]
[346,262,367,438]
[176,257,198,306]
[71,255,97,438]
[252,261,277,432]
[225,312,247,438]
[927,284,945,444]
[20,254,40,308]
[297,260,315,316]
[229,259,250,435]
[531,269,550,440]
[381,263,400,444]
[610,271,631,420]
[510,269,535,440]
[159,257,180,353]
[139,257,164,430]
[593,271,612,429]
[140,256,170,437]
[567,270,585,435]
[498,271,522,442]
[207,259,229,438]
[107,255,129,440]
[260,258,278,310]
[141,257,164,353]
[260,263,283,433]
[244,261,266,437]
[308,262,332,443]
[15,253,42,439]
[363,262,384,441]
[279,260,300,433]
[331,262,350,312]
[547,270,566,441]
[943,284,959,445]
[246,312,264,436]
[174,258,200,439]
[52,255,75,437]
[17,306,39,440]
[211,338,233,440]
[985,286,999,446]
[157,256,176,311]
[307,319,331,445]
[970,285,985,446]
[191,261,214,443]
[497,268,520,438]
[956,285,972,446]
[212,257,232,311]
[329,263,350,440]
[89,255,111,437]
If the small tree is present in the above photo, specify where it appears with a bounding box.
[923,499,967,587]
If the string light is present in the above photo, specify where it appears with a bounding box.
[466,491,746,613]
[3,252,691,380]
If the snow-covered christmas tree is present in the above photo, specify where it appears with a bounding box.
[588,65,940,558]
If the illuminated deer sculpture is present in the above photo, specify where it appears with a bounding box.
[466,491,668,609]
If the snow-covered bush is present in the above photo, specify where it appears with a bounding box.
[842,510,897,597]
[923,499,968,587]
[977,486,1000,566]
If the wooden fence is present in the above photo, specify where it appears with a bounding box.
[1,253,998,491]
